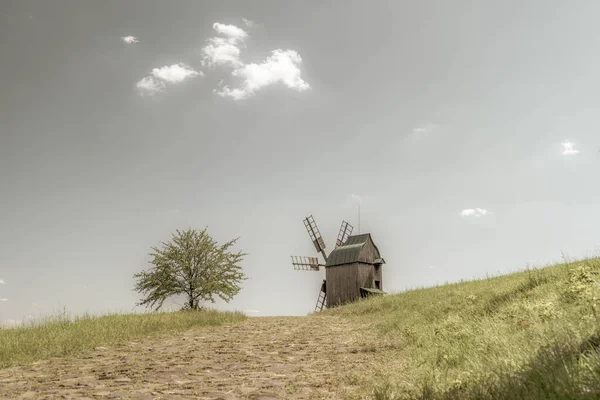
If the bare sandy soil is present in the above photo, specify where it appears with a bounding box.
[0,316,376,399]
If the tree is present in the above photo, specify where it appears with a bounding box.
[133,228,247,311]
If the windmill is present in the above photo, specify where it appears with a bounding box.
[291,215,354,312]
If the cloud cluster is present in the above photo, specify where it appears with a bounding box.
[460,208,489,217]
[137,63,202,95]
[132,20,308,100]
[201,21,309,100]
[131,19,309,100]
[0,298,7,302]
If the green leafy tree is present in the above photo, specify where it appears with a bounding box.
[133,228,247,311]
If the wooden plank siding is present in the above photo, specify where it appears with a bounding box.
[357,262,376,290]
[325,263,359,307]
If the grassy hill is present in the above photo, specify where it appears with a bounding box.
[324,256,600,399]
[1,257,598,399]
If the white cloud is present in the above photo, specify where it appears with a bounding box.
[201,23,248,68]
[212,23,248,42]
[0,298,8,302]
[460,208,489,217]
[136,63,201,96]
[136,76,165,95]
[121,36,139,44]
[215,49,310,100]
[0,279,5,284]
[202,37,244,68]
[151,63,202,83]
[561,141,579,155]
[243,309,260,314]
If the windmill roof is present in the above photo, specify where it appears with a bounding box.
[343,233,371,246]
[325,233,382,267]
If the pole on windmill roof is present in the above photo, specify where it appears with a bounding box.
[358,202,360,234]
[352,194,362,235]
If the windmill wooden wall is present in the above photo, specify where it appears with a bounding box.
[325,233,385,308]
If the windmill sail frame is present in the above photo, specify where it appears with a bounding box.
[291,214,354,312]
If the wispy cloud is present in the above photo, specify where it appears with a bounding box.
[0,279,5,284]
[0,298,8,302]
[411,122,438,136]
[242,18,259,28]
[561,141,579,155]
[121,36,139,44]
[151,63,202,83]
[243,309,260,314]
[215,49,310,100]
[460,208,489,217]
[136,76,165,95]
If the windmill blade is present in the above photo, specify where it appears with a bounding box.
[335,220,354,248]
[291,256,321,271]
[303,215,327,260]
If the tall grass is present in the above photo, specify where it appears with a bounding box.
[0,308,245,369]
[326,257,600,399]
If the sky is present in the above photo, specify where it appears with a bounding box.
[2,0,600,326]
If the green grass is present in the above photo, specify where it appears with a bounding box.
[0,308,245,369]
[325,256,600,400]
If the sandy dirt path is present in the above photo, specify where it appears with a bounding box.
[0,316,373,399]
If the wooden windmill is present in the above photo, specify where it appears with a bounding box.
[291,215,354,312]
